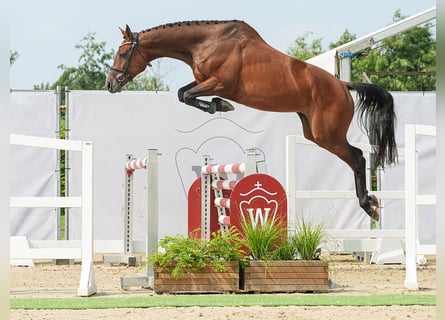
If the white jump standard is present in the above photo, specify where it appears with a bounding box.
[115,149,159,289]
[200,149,263,239]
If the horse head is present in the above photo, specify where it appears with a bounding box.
[107,25,151,93]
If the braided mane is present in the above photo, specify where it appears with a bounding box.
[141,20,244,33]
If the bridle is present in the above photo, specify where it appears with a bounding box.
[110,32,152,84]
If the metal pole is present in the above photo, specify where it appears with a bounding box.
[244,148,257,175]
[339,57,351,82]
[286,135,297,231]
[146,149,159,284]
[64,87,70,240]
[55,86,62,240]
[404,125,419,290]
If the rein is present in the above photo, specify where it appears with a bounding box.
[110,32,152,84]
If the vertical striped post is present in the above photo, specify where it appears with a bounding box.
[201,155,212,240]
[124,155,134,257]
[199,149,263,236]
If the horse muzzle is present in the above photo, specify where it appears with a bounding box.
[106,76,123,93]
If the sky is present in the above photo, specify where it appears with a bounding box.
[9,0,436,92]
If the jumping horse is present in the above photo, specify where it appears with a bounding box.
[107,20,397,221]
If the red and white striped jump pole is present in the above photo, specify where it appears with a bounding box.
[211,180,238,190]
[125,157,147,175]
[214,197,230,209]
[201,163,246,175]
[200,149,261,239]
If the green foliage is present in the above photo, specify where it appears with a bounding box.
[33,82,51,90]
[240,218,287,261]
[44,32,169,92]
[290,217,325,260]
[329,29,356,49]
[288,10,436,91]
[270,237,296,260]
[351,11,435,91]
[10,50,19,65]
[50,32,114,90]
[287,31,323,60]
[241,215,324,261]
[123,61,169,91]
[149,228,244,278]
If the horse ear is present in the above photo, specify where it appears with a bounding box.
[125,25,133,41]
[119,25,133,40]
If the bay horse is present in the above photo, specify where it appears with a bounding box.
[107,20,397,221]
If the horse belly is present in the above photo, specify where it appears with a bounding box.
[232,80,306,113]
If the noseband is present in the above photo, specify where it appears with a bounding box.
[110,32,152,84]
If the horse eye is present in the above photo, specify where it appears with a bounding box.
[119,51,128,59]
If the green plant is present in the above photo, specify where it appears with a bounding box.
[270,237,296,260]
[290,217,325,260]
[240,218,287,261]
[149,228,244,278]
[240,215,325,261]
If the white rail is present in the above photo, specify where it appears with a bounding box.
[9,134,96,297]
[404,124,436,290]
[286,124,437,291]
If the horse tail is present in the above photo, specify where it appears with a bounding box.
[347,82,398,169]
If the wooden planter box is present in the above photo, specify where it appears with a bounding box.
[242,260,329,293]
[154,261,240,293]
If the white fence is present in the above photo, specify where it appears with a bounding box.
[9,134,96,297]
[404,124,436,290]
[286,124,436,290]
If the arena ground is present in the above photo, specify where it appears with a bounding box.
[10,254,436,320]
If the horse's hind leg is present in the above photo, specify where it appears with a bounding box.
[298,113,315,142]
[314,133,380,221]
[299,112,378,219]
[177,80,234,114]
[349,145,380,220]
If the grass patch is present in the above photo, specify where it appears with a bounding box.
[11,294,435,310]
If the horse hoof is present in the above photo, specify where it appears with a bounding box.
[369,194,380,221]
[212,97,235,112]
[208,104,217,114]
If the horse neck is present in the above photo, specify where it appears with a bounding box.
[138,27,203,66]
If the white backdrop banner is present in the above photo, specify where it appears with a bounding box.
[68,91,435,245]
[9,91,57,240]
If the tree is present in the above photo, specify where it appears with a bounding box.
[329,29,356,49]
[33,82,51,90]
[10,50,19,65]
[287,32,323,61]
[123,60,169,91]
[351,10,435,91]
[47,32,169,92]
[50,32,114,90]
[287,11,436,91]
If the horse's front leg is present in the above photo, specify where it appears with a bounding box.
[177,79,235,114]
